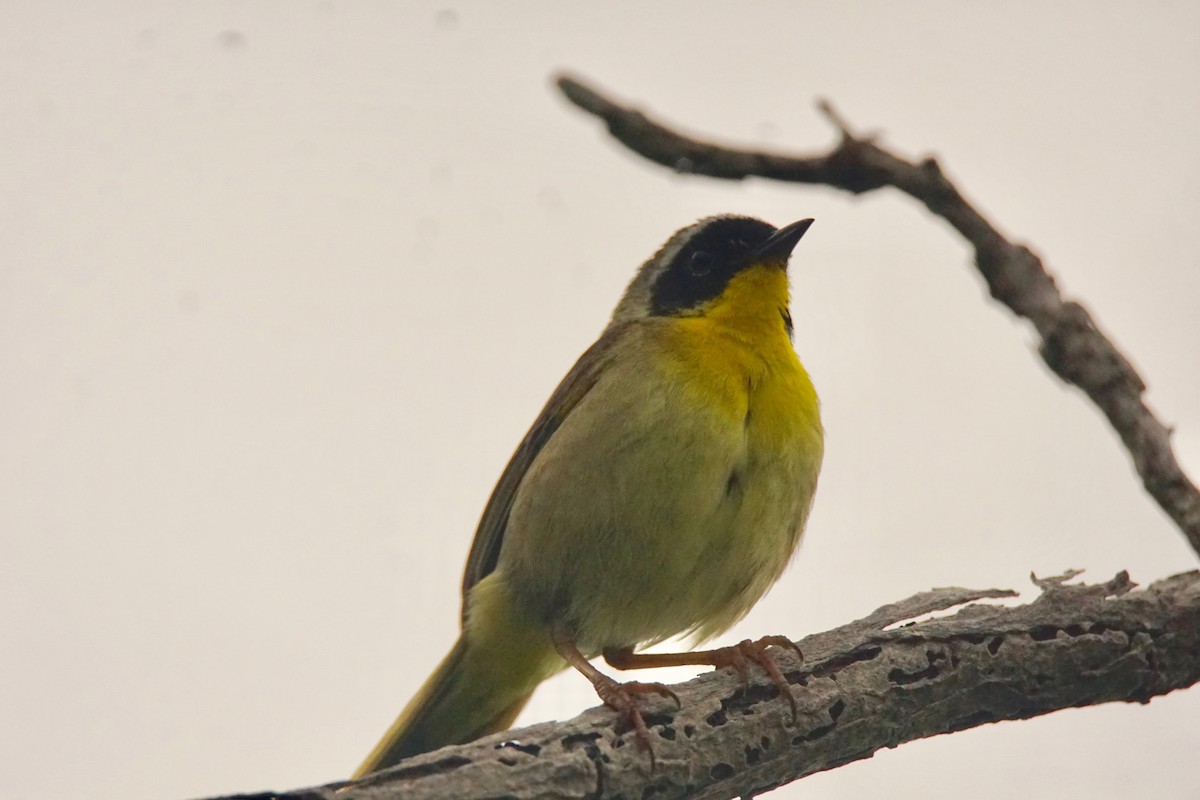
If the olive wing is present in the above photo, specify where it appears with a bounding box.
[459,323,631,619]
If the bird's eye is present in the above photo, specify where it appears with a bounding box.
[689,251,715,276]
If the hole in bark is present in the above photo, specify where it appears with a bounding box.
[707,709,728,727]
[684,724,697,738]
[1089,622,1108,635]
[736,682,781,707]
[888,663,939,685]
[643,712,674,728]
[562,732,602,754]
[783,670,809,686]
[828,699,846,721]
[745,745,762,765]
[710,762,735,780]
[812,645,882,677]
[761,735,772,750]
[1030,625,1059,641]
[987,636,1003,655]
[792,722,834,744]
[495,740,542,756]
[1065,624,1085,637]
[659,725,677,741]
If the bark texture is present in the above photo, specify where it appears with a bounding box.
[212,571,1200,800]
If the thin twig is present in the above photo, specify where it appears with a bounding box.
[554,73,1200,560]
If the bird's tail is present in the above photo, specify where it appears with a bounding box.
[352,586,563,777]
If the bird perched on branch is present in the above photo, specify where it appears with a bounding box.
[354,215,824,776]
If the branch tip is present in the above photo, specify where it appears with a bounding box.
[815,97,854,139]
[1031,569,1086,590]
[554,73,611,117]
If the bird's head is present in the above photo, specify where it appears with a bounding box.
[611,215,813,333]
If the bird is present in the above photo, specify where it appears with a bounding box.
[353,214,823,777]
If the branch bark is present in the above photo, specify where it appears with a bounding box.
[554,74,1200,560]
[217,571,1200,800]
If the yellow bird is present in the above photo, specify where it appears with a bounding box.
[354,215,823,776]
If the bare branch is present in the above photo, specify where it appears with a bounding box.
[224,572,1200,800]
[553,74,1200,560]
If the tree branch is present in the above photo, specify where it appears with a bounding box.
[554,74,1200,560]
[215,572,1200,800]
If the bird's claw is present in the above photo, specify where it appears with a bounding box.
[594,678,678,768]
[711,636,803,722]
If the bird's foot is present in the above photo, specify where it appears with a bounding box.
[593,676,679,767]
[706,636,803,721]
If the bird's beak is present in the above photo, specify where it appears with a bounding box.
[751,218,814,265]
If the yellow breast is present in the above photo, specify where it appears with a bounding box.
[658,265,821,447]
[643,265,822,642]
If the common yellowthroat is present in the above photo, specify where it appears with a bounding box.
[354,215,823,776]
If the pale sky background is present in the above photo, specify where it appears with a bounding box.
[2,3,1199,799]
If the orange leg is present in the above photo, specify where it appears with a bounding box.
[552,630,679,766]
[603,636,803,721]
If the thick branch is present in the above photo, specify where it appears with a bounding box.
[222,572,1200,800]
[554,74,1200,559]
